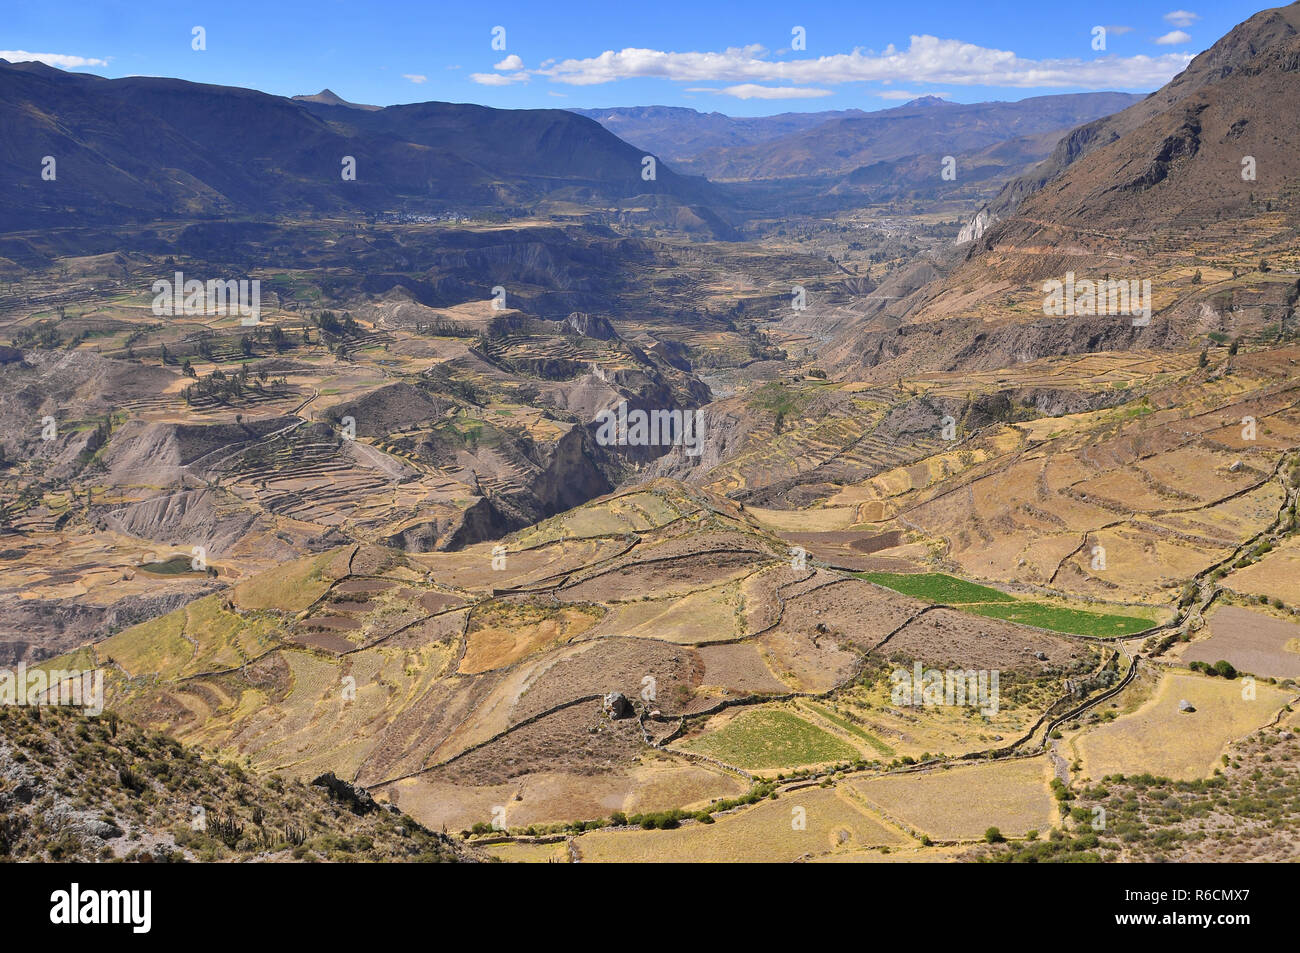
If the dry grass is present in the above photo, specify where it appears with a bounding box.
[460,602,601,675]
[486,840,570,863]
[1222,534,1300,605]
[574,786,910,862]
[849,757,1055,840]
[1072,670,1293,781]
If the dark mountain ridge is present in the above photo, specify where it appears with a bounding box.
[0,60,730,234]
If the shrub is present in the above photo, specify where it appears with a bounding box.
[1213,660,1238,679]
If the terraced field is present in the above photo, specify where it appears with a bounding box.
[39,476,1135,840]
[573,786,911,862]
[679,708,861,771]
[848,757,1055,841]
[857,572,1156,637]
[1070,670,1294,782]
[9,30,1300,869]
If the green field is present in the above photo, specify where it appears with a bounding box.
[967,602,1153,637]
[804,702,895,756]
[681,708,859,770]
[857,572,1015,604]
[858,572,1152,637]
[138,556,202,575]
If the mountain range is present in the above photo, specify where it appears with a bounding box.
[0,60,725,232]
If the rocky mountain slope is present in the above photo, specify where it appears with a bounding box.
[980,2,1300,223]
[826,2,1300,378]
[0,60,730,234]
[0,703,483,861]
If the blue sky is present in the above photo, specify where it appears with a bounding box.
[1,1,1273,115]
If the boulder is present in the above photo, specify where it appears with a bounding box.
[603,691,633,719]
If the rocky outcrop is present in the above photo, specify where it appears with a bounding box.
[955,208,996,245]
[438,496,513,551]
[312,771,383,815]
[565,312,618,340]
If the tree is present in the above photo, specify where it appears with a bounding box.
[985,827,1005,843]
[1260,259,1271,273]
[1198,349,1209,369]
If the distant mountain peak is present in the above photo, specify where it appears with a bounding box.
[292,88,380,111]
[904,95,949,107]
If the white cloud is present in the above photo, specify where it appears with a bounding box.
[402,73,427,84]
[1154,31,1192,45]
[530,36,1192,90]
[0,50,108,68]
[686,83,833,99]
[493,54,524,71]
[1104,25,1134,36]
[546,90,568,97]
[446,64,462,70]
[1164,10,1200,27]
[469,71,530,86]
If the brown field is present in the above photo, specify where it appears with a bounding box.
[878,607,1080,673]
[379,753,745,832]
[848,757,1056,841]
[460,602,602,675]
[1181,605,1300,679]
[573,786,911,862]
[697,643,789,694]
[484,840,570,863]
[1222,534,1300,606]
[757,627,861,693]
[1072,670,1294,781]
